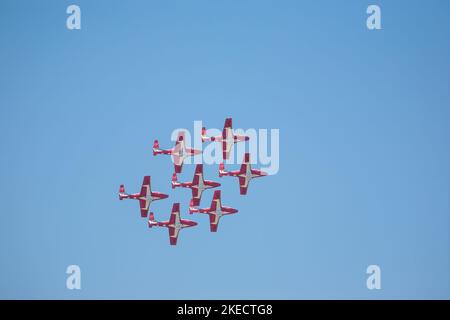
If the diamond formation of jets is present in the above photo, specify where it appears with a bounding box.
[119,176,169,217]
[219,153,267,195]
[189,190,238,232]
[119,118,268,245]
[172,164,221,206]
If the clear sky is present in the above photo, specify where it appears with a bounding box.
[1,0,450,299]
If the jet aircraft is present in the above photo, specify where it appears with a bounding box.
[148,203,198,245]
[201,118,249,160]
[119,176,169,217]
[219,153,267,195]
[153,131,201,173]
[189,190,238,232]
[172,164,221,206]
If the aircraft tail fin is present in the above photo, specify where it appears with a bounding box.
[171,173,178,189]
[219,163,227,177]
[153,140,160,156]
[119,184,126,200]
[189,199,196,214]
[148,212,157,228]
[201,127,208,142]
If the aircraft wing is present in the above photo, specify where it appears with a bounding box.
[191,165,202,198]
[193,164,203,180]
[221,118,234,159]
[171,146,184,173]
[210,190,221,211]
[239,177,249,195]
[169,203,181,225]
[191,181,203,206]
[251,168,267,177]
[234,134,248,142]
[191,186,199,199]
[171,133,186,173]
[209,214,220,232]
[223,118,232,131]
[222,140,233,160]
[173,162,183,174]
[191,188,200,200]
[167,203,181,245]
[168,226,179,245]
[140,176,151,197]
[186,147,201,156]
[239,153,251,174]
[191,176,202,200]
[139,199,149,217]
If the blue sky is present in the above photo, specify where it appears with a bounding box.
[1,0,450,299]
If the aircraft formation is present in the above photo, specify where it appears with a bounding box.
[119,118,268,245]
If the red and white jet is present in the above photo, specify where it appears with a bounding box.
[201,118,250,160]
[148,203,198,245]
[153,131,201,173]
[189,190,238,232]
[119,176,169,218]
[172,164,221,206]
[219,153,268,195]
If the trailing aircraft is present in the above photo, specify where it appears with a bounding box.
[148,203,198,245]
[189,190,238,232]
[119,176,169,217]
